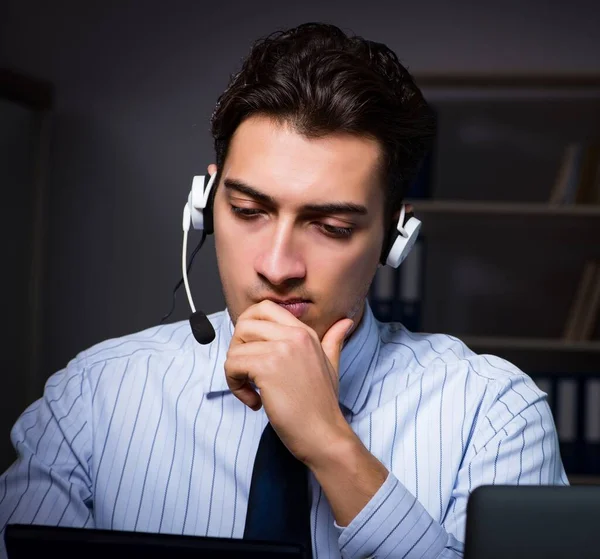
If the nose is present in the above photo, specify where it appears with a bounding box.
[254,221,306,287]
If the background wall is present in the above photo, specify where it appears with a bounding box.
[1,0,600,451]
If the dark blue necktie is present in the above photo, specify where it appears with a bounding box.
[243,422,313,558]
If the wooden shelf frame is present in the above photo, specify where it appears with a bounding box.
[461,336,600,353]
[413,74,600,89]
[401,75,600,359]
[406,200,600,217]
[568,474,600,486]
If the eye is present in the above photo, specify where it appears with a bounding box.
[317,223,354,239]
[230,205,263,218]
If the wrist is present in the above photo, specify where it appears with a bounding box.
[304,421,364,473]
[306,421,389,528]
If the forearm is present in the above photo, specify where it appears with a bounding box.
[307,427,463,558]
[308,428,388,527]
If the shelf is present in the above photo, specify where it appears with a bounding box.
[414,74,600,101]
[406,200,600,217]
[568,475,600,486]
[413,74,600,89]
[460,336,600,353]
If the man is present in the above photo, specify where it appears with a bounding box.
[0,22,566,559]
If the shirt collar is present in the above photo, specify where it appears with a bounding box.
[203,301,380,415]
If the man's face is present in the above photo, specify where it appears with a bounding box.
[212,114,386,340]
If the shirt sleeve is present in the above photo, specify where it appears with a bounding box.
[0,355,95,559]
[334,370,567,559]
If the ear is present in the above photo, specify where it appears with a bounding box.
[389,203,412,225]
[207,163,217,176]
[380,208,402,264]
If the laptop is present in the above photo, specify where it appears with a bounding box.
[4,523,307,559]
[464,484,600,559]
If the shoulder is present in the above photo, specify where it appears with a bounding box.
[376,321,545,409]
[51,310,229,393]
[373,322,555,458]
[77,310,227,366]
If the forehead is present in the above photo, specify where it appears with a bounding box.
[222,115,384,207]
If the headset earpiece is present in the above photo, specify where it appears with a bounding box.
[177,172,218,344]
[381,204,421,268]
[187,173,216,234]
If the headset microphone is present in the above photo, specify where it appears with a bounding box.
[181,174,218,344]
[189,310,216,345]
[160,174,217,344]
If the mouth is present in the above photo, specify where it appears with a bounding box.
[265,298,311,318]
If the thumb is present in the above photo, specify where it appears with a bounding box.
[321,318,354,373]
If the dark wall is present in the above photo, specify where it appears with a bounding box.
[2,0,600,386]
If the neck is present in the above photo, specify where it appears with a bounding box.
[342,299,366,346]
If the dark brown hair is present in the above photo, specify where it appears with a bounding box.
[210,22,435,225]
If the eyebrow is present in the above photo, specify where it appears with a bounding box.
[223,178,368,216]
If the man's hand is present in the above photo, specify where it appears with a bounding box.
[224,300,353,467]
[225,300,390,526]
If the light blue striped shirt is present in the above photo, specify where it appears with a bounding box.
[0,302,568,558]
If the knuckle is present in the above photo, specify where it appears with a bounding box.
[234,320,248,336]
[260,299,275,311]
[276,340,293,358]
[224,350,241,373]
[265,352,279,371]
[293,327,312,346]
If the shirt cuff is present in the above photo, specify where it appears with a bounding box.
[334,472,449,559]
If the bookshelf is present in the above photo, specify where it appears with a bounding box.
[406,200,600,217]
[461,336,600,353]
[369,74,600,482]
[403,73,600,345]
[569,475,600,486]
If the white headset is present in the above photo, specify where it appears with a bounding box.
[384,203,422,268]
[180,173,421,312]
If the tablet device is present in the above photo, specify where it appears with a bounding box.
[4,523,308,559]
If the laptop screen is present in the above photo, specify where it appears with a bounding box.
[464,485,600,559]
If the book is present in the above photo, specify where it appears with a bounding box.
[533,374,600,445]
[576,143,600,204]
[580,271,600,340]
[585,379,600,444]
[549,142,600,205]
[557,378,577,444]
[394,236,425,332]
[370,264,395,322]
[549,143,584,204]
[563,260,600,341]
[370,134,433,327]
[368,236,426,331]
[406,147,435,200]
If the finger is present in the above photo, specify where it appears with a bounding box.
[232,319,303,345]
[233,384,262,411]
[321,318,354,374]
[228,341,279,357]
[223,358,262,411]
[239,300,313,331]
